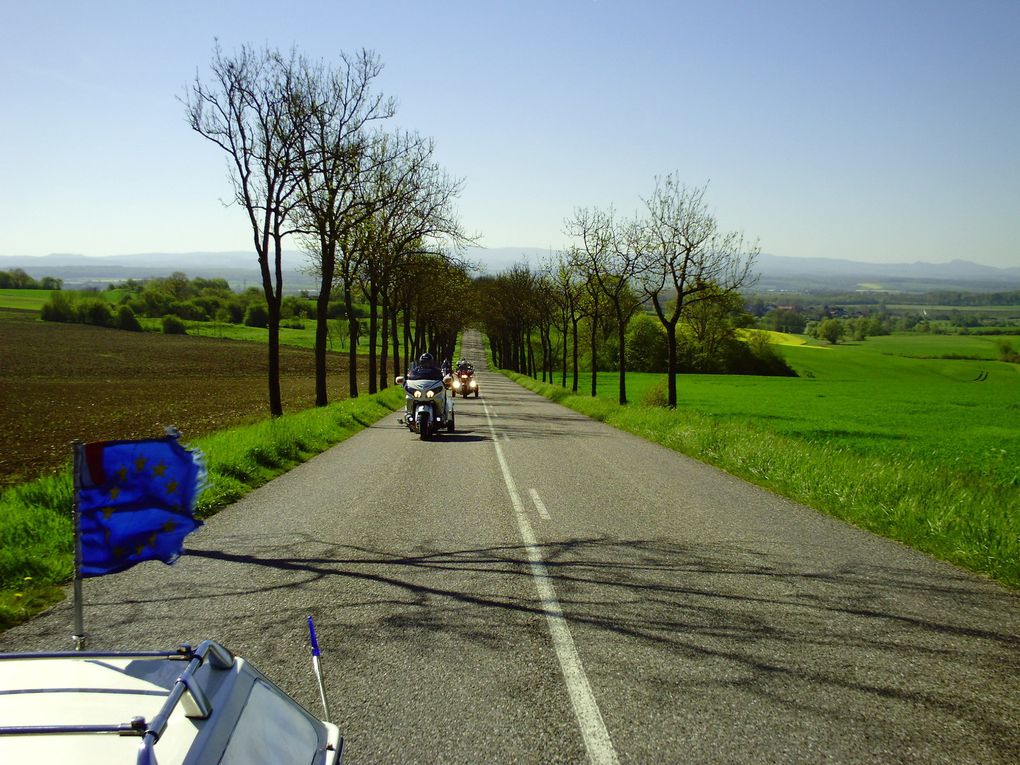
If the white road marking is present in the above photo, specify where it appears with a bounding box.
[529,488,552,520]
[482,399,619,765]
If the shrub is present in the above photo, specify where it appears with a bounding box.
[115,305,142,332]
[743,330,797,376]
[996,339,1020,364]
[640,381,669,408]
[76,298,113,328]
[169,300,209,321]
[626,314,668,372]
[40,292,76,323]
[161,315,188,335]
[244,303,269,328]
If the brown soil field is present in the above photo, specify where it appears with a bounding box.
[0,309,369,489]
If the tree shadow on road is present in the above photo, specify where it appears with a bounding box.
[6,532,1017,759]
[173,534,1019,750]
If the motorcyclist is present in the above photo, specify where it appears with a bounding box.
[456,358,473,373]
[407,352,445,381]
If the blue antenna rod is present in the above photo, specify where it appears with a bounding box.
[308,616,330,722]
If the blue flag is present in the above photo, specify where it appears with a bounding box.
[75,437,206,578]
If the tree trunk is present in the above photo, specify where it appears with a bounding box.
[313,241,334,407]
[379,290,389,390]
[367,287,378,394]
[617,308,627,405]
[666,323,678,408]
[344,290,359,398]
[391,304,401,377]
[259,241,283,417]
[571,318,580,393]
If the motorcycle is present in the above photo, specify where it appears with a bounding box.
[451,368,479,398]
[395,374,455,439]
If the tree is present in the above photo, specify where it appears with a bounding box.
[818,318,844,344]
[187,43,308,416]
[566,208,644,404]
[357,133,472,392]
[293,51,395,404]
[638,176,758,407]
[548,254,585,390]
[564,215,611,398]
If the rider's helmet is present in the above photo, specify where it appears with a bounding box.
[419,353,434,367]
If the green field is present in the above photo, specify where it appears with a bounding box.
[519,332,1020,587]
[0,289,53,311]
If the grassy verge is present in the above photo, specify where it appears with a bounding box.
[0,387,404,631]
[502,371,1018,590]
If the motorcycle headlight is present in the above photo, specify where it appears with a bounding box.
[413,390,422,399]
[453,379,461,388]
[470,380,477,388]
[426,389,435,398]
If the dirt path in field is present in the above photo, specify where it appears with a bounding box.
[0,309,366,487]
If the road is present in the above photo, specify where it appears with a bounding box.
[2,331,1018,763]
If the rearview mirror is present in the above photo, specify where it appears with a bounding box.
[395,376,405,384]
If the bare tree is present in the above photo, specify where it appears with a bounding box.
[293,51,395,404]
[545,254,584,389]
[638,176,758,407]
[566,207,643,403]
[187,43,308,417]
[359,133,473,388]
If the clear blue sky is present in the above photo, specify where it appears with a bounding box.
[2,0,1018,267]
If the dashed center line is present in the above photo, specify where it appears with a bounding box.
[482,399,618,765]
[529,488,551,520]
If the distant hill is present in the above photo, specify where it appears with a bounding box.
[2,248,1018,293]
[0,251,319,292]
[752,253,1020,292]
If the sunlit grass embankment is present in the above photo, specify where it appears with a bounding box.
[502,370,1018,590]
[0,387,404,631]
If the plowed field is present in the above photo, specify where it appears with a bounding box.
[0,310,369,488]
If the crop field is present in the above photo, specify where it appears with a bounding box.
[0,289,53,312]
[0,309,370,488]
[535,331,1019,585]
[573,332,1020,488]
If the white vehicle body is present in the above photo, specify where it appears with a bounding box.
[0,640,342,765]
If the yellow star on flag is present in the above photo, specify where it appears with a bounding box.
[116,466,129,482]
[134,456,148,473]
[102,507,114,520]
[153,461,168,477]
[109,486,121,500]
[165,480,179,496]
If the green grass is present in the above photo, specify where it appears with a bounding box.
[0,387,404,631]
[0,288,54,311]
[509,332,1019,589]
[139,317,383,355]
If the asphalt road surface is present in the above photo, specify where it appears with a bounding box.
[2,331,1017,763]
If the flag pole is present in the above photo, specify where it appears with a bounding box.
[71,439,85,651]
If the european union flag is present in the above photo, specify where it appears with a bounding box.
[75,436,206,578]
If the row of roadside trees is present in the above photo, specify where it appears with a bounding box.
[186,44,472,416]
[480,177,763,408]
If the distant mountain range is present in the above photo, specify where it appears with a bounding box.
[2,248,1018,293]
